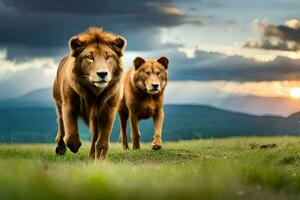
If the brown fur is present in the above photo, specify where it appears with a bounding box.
[53,27,126,160]
[118,56,169,150]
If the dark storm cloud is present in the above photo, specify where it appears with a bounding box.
[244,20,300,51]
[263,23,300,43]
[244,38,299,51]
[153,49,300,81]
[0,0,202,59]
[1,0,168,15]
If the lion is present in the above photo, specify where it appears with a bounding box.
[118,56,169,150]
[53,27,126,160]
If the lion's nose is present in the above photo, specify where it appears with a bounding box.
[97,71,108,79]
[151,83,159,89]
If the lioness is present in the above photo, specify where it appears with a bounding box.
[118,56,169,150]
[53,27,126,160]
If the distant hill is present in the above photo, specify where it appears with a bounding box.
[0,88,53,108]
[1,87,300,116]
[218,95,300,117]
[0,105,300,143]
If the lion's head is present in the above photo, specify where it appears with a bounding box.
[69,27,126,88]
[132,57,169,95]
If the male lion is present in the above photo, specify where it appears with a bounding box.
[53,27,126,160]
[118,56,169,150]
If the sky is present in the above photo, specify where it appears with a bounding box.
[0,0,299,116]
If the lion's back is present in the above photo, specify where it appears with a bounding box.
[53,56,69,103]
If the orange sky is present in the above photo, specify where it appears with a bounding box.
[219,81,300,99]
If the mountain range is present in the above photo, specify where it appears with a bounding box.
[1,87,300,116]
[0,88,300,143]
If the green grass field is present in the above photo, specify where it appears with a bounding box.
[1,137,300,200]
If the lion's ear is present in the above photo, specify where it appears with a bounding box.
[112,36,127,56]
[133,57,145,70]
[69,36,86,57]
[157,57,169,69]
[114,36,127,50]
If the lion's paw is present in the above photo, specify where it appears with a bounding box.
[65,136,82,153]
[55,144,67,156]
[152,144,162,150]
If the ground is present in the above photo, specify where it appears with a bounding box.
[1,137,300,200]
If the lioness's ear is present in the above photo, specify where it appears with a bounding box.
[69,36,86,57]
[157,57,169,69]
[112,36,127,56]
[133,57,145,70]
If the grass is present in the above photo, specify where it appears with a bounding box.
[1,137,300,200]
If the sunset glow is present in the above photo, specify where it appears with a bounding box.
[290,87,300,99]
[200,81,300,99]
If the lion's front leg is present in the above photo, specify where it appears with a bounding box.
[62,102,82,153]
[129,113,141,150]
[152,109,164,150]
[94,110,116,160]
[89,130,98,160]
[89,117,98,160]
[54,103,67,156]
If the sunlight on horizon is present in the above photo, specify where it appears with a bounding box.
[222,81,300,99]
[290,87,300,99]
[169,81,300,99]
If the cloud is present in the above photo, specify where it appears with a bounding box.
[285,19,300,29]
[243,19,300,51]
[243,38,299,51]
[0,49,57,98]
[1,46,300,100]
[0,50,56,76]
[0,0,203,59]
[1,0,169,15]
[1,38,300,99]
[136,48,300,81]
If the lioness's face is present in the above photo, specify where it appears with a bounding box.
[79,44,117,88]
[133,57,169,95]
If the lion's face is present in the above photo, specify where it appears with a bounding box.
[78,44,117,88]
[133,57,169,95]
[69,30,126,89]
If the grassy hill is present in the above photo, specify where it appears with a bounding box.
[1,137,300,199]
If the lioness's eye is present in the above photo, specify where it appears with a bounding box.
[146,71,151,75]
[156,72,160,75]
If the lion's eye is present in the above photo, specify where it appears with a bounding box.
[106,54,113,61]
[156,72,160,76]
[86,55,94,62]
[146,71,151,75]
